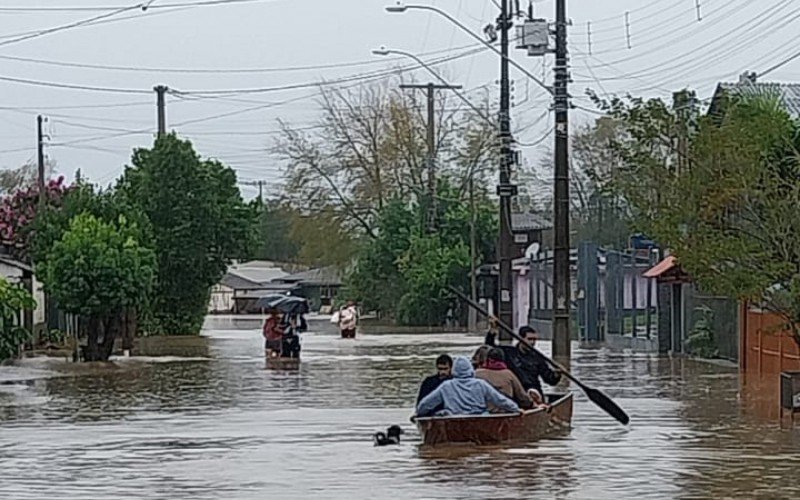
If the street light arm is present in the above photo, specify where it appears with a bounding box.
[386,3,553,95]
[372,47,494,126]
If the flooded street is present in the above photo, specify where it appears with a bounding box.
[2,317,800,500]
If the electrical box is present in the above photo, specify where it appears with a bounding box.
[516,19,549,56]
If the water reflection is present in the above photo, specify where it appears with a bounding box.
[0,316,798,499]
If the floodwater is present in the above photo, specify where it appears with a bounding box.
[1,317,799,500]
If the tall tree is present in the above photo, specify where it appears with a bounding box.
[118,134,253,335]
[39,213,155,361]
[598,90,800,345]
[274,78,497,238]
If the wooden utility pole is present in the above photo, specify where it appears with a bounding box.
[241,180,266,202]
[497,0,517,338]
[469,174,478,331]
[399,82,462,233]
[154,85,168,136]
[552,0,571,361]
[37,115,45,208]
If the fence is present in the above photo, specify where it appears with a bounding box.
[741,306,800,376]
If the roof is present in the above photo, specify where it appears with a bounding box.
[711,79,800,118]
[226,265,288,285]
[276,266,342,287]
[219,272,263,291]
[0,255,32,273]
[511,212,552,231]
[643,256,677,278]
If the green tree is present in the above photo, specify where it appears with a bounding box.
[345,181,497,324]
[253,200,299,262]
[0,277,36,361]
[39,213,156,361]
[118,134,253,335]
[597,90,800,345]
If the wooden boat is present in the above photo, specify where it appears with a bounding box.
[414,392,573,446]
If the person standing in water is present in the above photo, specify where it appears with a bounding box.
[262,311,284,357]
[338,300,359,339]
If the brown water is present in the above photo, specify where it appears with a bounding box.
[1,316,799,500]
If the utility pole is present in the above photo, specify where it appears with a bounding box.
[399,82,462,233]
[469,174,478,332]
[37,115,46,209]
[154,85,168,137]
[241,180,266,203]
[552,0,571,361]
[497,0,517,338]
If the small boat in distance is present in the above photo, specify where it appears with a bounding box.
[414,392,573,446]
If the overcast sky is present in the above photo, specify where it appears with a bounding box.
[1,0,798,199]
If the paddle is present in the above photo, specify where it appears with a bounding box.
[449,286,630,425]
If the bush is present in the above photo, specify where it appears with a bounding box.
[0,278,36,361]
[685,306,719,359]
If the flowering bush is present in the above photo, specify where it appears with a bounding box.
[0,176,70,260]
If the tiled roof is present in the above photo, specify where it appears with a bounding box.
[276,266,342,286]
[715,81,800,118]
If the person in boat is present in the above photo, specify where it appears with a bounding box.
[471,345,490,369]
[485,324,561,406]
[338,300,358,339]
[262,310,284,357]
[280,314,302,359]
[416,354,453,407]
[416,356,520,417]
[475,347,537,410]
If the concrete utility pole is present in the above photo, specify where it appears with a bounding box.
[552,0,571,361]
[399,82,462,233]
[497,0,517,338]
[154,85,168,137]
[37,115,46,209]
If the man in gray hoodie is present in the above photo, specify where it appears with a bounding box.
[416,356,521,417]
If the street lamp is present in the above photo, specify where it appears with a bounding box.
[385,2,552,95]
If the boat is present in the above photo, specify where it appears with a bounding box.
[414,392,573,446]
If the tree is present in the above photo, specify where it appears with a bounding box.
[0,160,55,196]
[0,176,71,261]
[597,90,800,346]
[344,181,497,324]
[39,213,156,361]
[0,277,36,361]
[118,134,253,335]
[253,200,300,262]
[275,78,497,238]
[289,210,356,268]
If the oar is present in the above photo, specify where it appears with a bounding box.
[449,286,630,425]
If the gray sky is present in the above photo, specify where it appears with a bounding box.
[1,0,798,199]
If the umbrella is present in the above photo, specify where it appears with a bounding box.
[254,294,309,315]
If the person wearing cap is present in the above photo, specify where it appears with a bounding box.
[485,324,561,402]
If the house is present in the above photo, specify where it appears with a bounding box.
[510,212,552,258]
[208,260,296,314]
[273,266,342,312]
[708,72,800,118]
[0,254,46,338]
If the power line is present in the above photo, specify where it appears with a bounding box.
[0,0,273,12]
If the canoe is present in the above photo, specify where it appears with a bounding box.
[414,392,573,446]
[265,355,300,370]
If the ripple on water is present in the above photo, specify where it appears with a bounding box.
[1,329,800,499]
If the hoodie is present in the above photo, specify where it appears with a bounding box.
[416,357,520,417]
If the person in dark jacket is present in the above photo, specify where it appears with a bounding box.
[416,354,453,406]
[485,324,561,399]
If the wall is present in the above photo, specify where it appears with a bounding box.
[208,284,234,313]
[740,306,800,377]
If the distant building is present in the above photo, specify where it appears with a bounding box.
[274,266,343,312]
[209,261,296,314]
[709,72,800,118]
